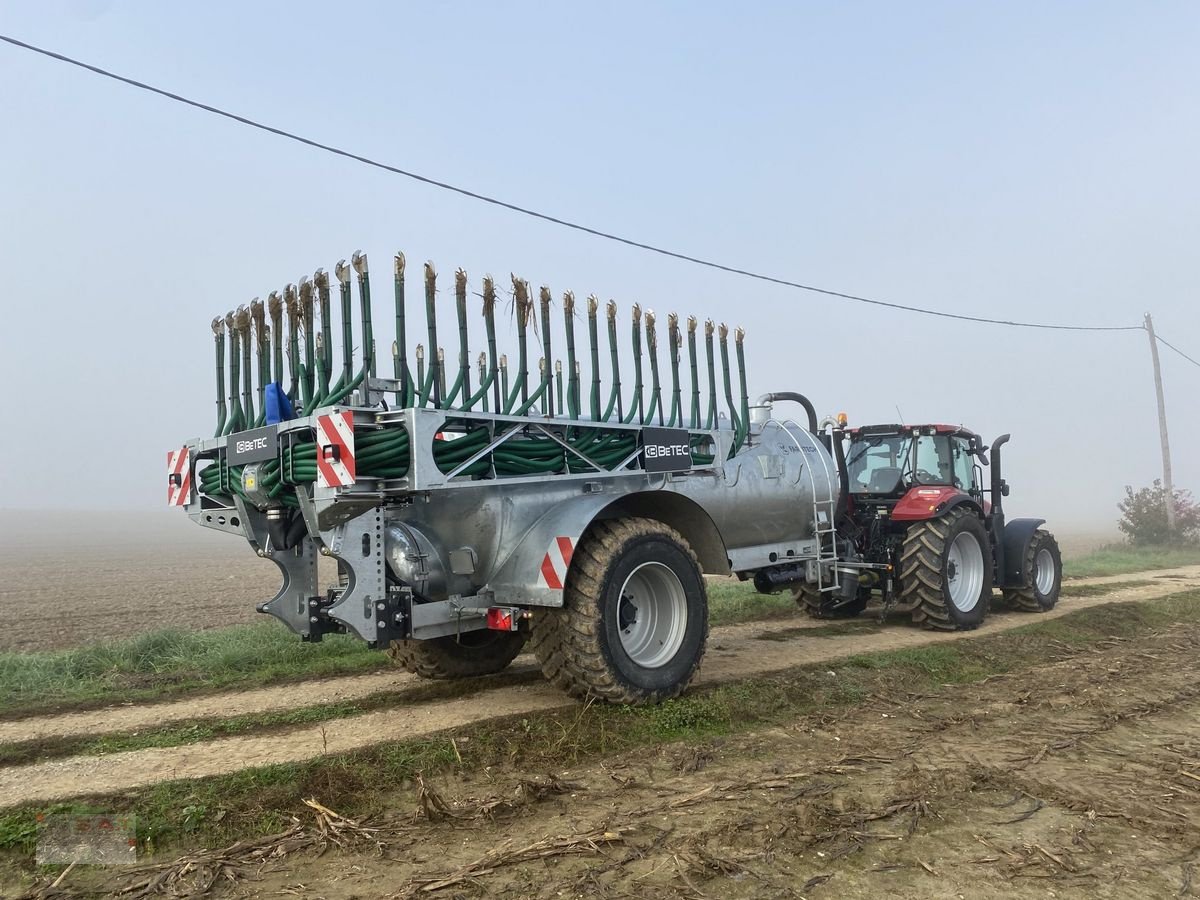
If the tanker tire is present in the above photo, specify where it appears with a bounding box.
[1002,529,1062,612]
[794,583,868,619]
[900,507,991,631]
[533,517,707,705]
[387,630,528,680]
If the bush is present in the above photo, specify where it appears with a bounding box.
[1118,480,1200,545]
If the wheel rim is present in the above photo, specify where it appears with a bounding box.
[1034,547,1056,595]
[945,531,985,612]
[616,562,688,668]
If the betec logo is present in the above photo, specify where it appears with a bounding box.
[235,436,271,454]
[645,443,689,458]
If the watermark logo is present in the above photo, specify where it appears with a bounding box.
[35,813,137,865]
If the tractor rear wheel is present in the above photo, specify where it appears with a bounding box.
[899,507,992,631]
[794,583,868,619]
[532,517,707,705]
[1003,529,1062,612]
[387,630,528,679]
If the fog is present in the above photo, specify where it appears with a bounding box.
[1,3,1197,534]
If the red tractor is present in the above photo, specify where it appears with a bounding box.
[791,423,1062,630]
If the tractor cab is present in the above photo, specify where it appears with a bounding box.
[843,424,986,512]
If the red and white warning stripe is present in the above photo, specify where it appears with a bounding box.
[536,536,575,590]
[167,447,191,507]
[316,411,356,488]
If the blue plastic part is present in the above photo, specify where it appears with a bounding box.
[265,383,296,424]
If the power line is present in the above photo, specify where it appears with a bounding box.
[0,33,1145,333]
[1156,333,1200,369]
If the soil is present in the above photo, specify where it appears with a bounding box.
[1,568,1197,810]
[33,572,1200,899]
[0,511,277,652]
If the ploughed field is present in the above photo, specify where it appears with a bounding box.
[0,511,277,651]
[0,511,1118,653]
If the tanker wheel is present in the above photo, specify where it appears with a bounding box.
[532,517,708,705]
[1003,529,1062,612]
[387,630,528,680]
[899,507,991,631]
[794,583,868,619]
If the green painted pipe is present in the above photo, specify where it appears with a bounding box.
[704,319,717,430]
[392,254,411,406]
[267,292,284,392]
[420,263,441,408]
[237,305,255,425]
[223,311,242,435]
[352,252,374,392]
[250,299,267,426]
[645,310,663,425]
[622,304,644,425]
[464,276,499,411]
[335,261,355,394]
[212,318,227,438]
[285,288,301,406]
[314,269,333,400]
[563,292,579,420]
[298,279,316,405]
[667,313,681,428]
[444,268,470,407]
[587,296,601,421]
[687,316,700,429]
[603,301,622,421]
[719,323,741,456]
[735,327,750,454]
[504,279,530,414]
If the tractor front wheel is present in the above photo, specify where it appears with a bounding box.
[1003,529,1062,612]
[899,507,992,631]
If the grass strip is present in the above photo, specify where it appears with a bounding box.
[0,575,1164,726]
[1,588,1195,864]
[1063,542,1200,578]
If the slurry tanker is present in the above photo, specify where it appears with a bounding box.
[169,251,1061,704]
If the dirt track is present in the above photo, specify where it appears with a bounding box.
[2,566,1198,809]
[235,600,1200,899]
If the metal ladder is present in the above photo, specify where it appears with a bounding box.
[812,495,840,592]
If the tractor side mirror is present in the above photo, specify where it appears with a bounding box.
[1001,481,1010,497]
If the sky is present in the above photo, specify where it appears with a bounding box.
[0,1,1197,530]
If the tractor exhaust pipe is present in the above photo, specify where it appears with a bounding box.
[990,433,1011,582]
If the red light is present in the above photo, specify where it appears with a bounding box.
[486,607,517,631]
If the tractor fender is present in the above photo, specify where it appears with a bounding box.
[1000,518,1046,588]
[892,487,982,522]
[485,489,729,609]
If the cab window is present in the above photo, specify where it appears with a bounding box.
[951,437,976,491]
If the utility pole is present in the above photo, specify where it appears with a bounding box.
[1144,312,1176,536]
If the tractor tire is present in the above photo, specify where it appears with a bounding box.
[387,630,528,680]
[532,517,708,705]
[1003,529,1062,612]
[899,507,992,631]
[794,583,869,619]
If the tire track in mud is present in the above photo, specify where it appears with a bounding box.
[1,567,1197,808]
